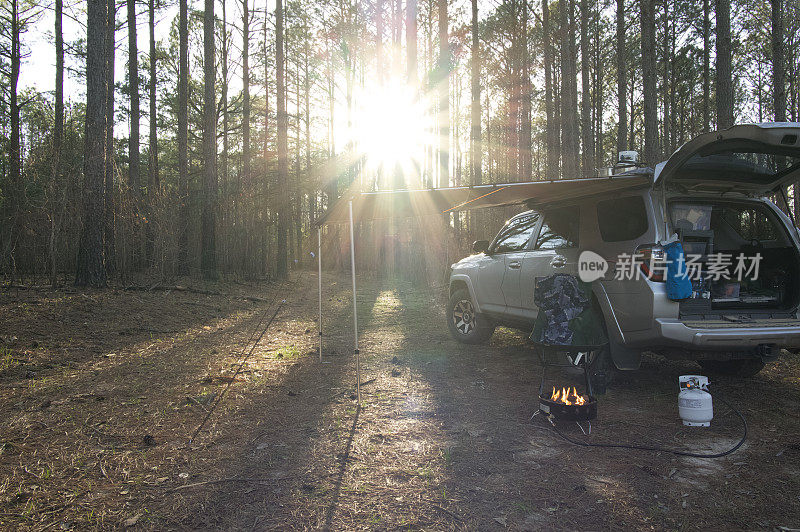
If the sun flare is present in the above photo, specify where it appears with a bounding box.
[353,83,429,179]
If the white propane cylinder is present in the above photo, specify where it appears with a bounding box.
[678,375,713,427]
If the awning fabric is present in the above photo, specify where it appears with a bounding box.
[316,173,652,226]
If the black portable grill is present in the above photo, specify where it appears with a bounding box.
[534,343,604,424]
[538,393,598,422]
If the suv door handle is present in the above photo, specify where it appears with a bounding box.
[550,255,567,268]
[508,260,522,269]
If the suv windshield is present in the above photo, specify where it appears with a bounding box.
[492,213,539,253]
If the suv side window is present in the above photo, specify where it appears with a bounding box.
[491,213,539,253]
[597,196,648,242]
[536,207,579,250]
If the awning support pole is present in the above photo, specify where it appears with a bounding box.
[317,226,323,362]
[349,200,361,405]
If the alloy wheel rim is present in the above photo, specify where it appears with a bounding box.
[452,299,476,334]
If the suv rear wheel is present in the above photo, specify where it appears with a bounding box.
[698,358,765,377]
[447,288,495,344]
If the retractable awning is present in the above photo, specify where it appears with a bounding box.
[315,172,652,226]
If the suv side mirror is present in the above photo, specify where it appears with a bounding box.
[473,240,490,254]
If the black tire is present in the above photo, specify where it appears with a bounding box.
[698,358,765,377]
[447,288,495,344]
[588,345,615,395]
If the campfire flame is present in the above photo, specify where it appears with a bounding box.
[550,386,587,406]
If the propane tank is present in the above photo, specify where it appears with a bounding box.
[678,375,713,427]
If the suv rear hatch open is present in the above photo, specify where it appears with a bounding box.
[654,123,800,194]
[655,123,800,319]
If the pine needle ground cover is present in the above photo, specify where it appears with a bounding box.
[1,274,799,530]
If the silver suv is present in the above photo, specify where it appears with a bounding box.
[448,124,800,378]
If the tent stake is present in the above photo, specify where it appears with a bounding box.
[317,226,323,362]
[349,200,360,405]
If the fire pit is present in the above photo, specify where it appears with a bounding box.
[538,386,597,422]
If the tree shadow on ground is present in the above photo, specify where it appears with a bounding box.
[154,274,382,530]
[0,284,266,386]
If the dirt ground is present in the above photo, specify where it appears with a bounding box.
[1,272,800,531]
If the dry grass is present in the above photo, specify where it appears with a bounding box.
[1,273,800,530]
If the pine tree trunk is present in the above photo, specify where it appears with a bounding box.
[641,0,658,163]
[128,0,140,192]
[438,0,449,188]
[146,0,158,267]
[702,0,710,131]
[375,0,385,189]
[105,0,116,275]
[326,34,337,201]
[669,20,677,150]
[201,0,218,279]
[148,0,158,193]
[715,0,734,129]
[470,0,481,187]
[520,0,532,181]
[568,0,578,167]
[221,0,229,267]
[275,0,289,278]
[242,0,251,222]
[305,33,314,220]
[615,0,626,154]
[294,66,302,264]
[262,9,271,274]
[510,34,520,182]
[76,0,108,287]
[177,0,189,275]
[579,0,592,176]
[9,0,20,193]
[560,0,578,178]
[628,66,635,148]
[6,0,21,279]
[593,0,603,171]
[660,0,670,155]
[772,0,786,122]
[406,0,419,187]
[241,0,251,271]
[51,0,64,285]
[543,0,558,178]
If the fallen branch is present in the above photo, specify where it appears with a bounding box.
[123,284,269,302]
[123,284,223,296]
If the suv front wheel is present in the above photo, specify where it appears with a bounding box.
[447,288,495,344]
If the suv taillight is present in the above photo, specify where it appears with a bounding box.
[636,245,666,282]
